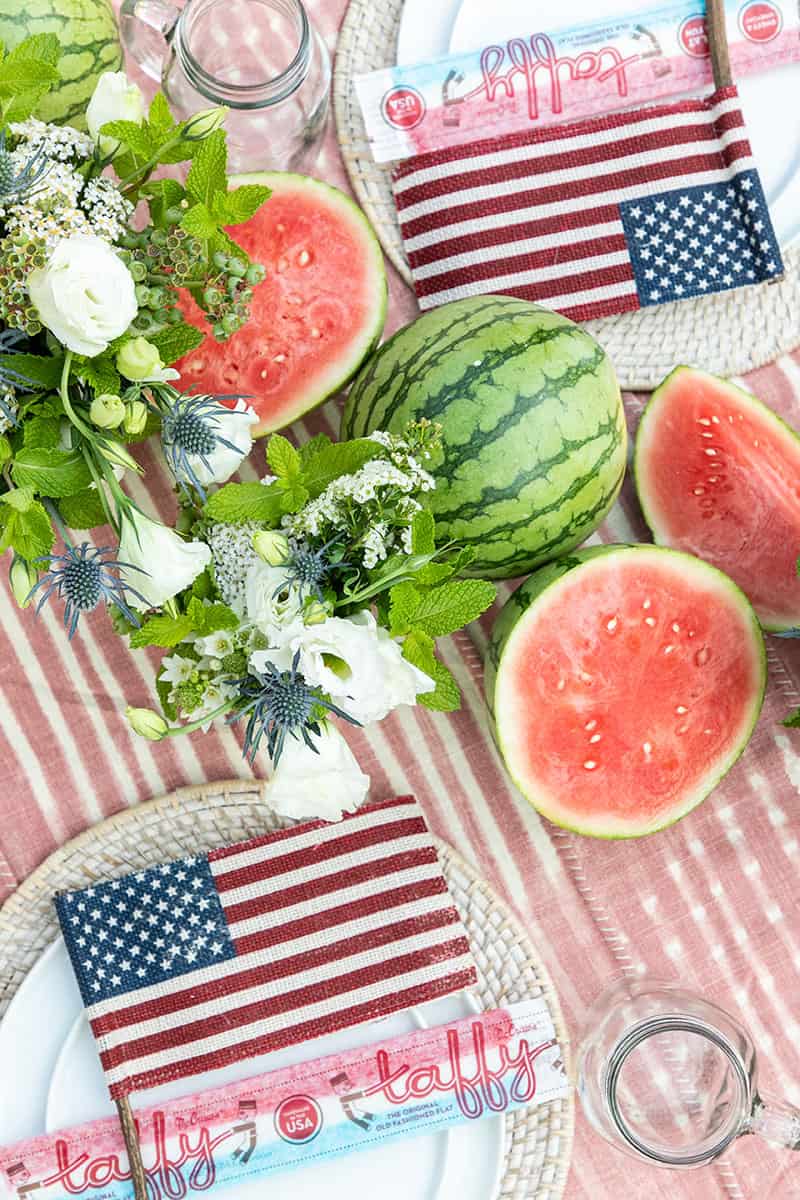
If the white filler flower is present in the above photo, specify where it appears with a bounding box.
[119,511,211,611]
[87,72,146,157]
[267,724,369,821]
[28,234,137,356]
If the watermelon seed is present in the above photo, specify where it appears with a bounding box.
[672,623,681,633]
[676,705,688,714]
[643,741,653,756]
[664,644,675,655]
[589,733,602,744]
[701,431,713,439]
[606,616,618,632]
[704,448,718,456]
[557,678,566,690]
[693,486,705,495]
[298,250,311,266]
[583,760,597,770]
[697,417,711,426]
[585,719,597,731]
[676,724,690,735]
[274,354,287,363]
[753,439,760,447]
[694,646,711,667]
[642,598,652,609]
[645,617,656,627]
[311,328,321,339]
[712,416,720,424]
[708,476,719,483]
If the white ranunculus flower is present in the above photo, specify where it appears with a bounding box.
[243,560,304,644]
[119,511,211,611]
[267,724,369,821]
[28,235,137,356]
[171,397,259,488]
[252,609,433,725]
[87,72,146,157]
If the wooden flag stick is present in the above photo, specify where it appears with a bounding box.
[116,1097,148,1200]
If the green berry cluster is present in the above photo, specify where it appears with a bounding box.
[173,675,208,714]
[118,224,200,336]
[0,234,45,334]
[201,250,265,341]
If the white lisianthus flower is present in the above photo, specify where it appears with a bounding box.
[87,72,146,157]
[250,610,433,725]
[267,724,369,822]
[159,654,197,685]
[243,560,304,643]
[28,235,137,356]
[171,397,258,488]
[194,630,236,659]
[119,511,211,611]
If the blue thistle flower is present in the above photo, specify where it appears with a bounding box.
[28,543,148,639]
[276,539,347,604]
[160,392,251,499]
[229,651,360,766]
[0,128,50,202]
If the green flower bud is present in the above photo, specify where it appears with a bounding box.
[183,106,228,141]
[129,260,147,282]
[221,313,239,334]
[97,438,141,473]
[213,251,229,270]
[126,706,169,741]
[304,599,330,626]
[245,263,265,285]
[227,257,247,278]
[252,529,290,566]
[116,336,164,382]
[123,399,149,437]
[90,392,126,430]
[9,555,38,608]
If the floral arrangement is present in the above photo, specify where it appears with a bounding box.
[0,40,268,611]
[124,424,497,819]
[0,45,497,818]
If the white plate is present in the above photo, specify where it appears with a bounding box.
[0,938,504,1200]
[396,0,800,245]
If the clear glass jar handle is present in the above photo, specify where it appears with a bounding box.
[749,1094,800,1149]
[119,0,181,82]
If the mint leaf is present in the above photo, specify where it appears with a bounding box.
[186,129,227,206]
[156,665,178,722]
[208,226,249,264]
[180,202,218,242]
[300,438,383,500]
[411,509,435,556]
[147,92,176,139]
[402,629,460,712]
[130,612,196,649]
[0,486,34,512]
[6,33,60,66]
[783,708,800,728]
[278,478,309,513]
[0,496,54,559]
[267,434,301,480]
[149,322,204,364]
[213,184,270,226]
[74,355,120,396]
[204,481,284,525]
[2,353,62,390]
[12,448,92,498]
[58,488,108,530]
[298,433,332,465]
[415,545,475,587]
[188,597,238,635]
[3,85,50,124]
[390,578,496,638]
[99,119,154,159]
[23,415,61,450]
[0,58,58,94]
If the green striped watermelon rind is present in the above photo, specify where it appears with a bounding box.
[0,0,123,127]
[634,365,800,634]
[342,296,627,580]
[486,544,767,839]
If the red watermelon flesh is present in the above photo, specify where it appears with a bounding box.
[487,546,765,838]
[176,173,387,436]
[635,366,800,632]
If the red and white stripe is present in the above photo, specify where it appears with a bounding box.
[393,87,751,319]
[84,796,476,1095]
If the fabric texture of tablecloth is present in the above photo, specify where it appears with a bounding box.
[1,4,800,1196]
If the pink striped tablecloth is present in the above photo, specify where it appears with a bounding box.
[2,4,800,1196]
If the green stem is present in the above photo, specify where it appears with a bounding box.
[163,700,236,737]
[82,447,118,534]
[42,497,70,546]
[117,136,184,193]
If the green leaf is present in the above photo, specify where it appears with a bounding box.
[156,665,178,722]
[12,448,92,498]
[267,434,301,480]
[180,202,219,242]
[299,438,383,500]
[149,322,204,365]
[0,58,58,94]
[6,33,60,67]
[99,119,154,159]
[3,84,50,124]
[389,580,422,637]
[185,129,228,206]
[0,486,34,512]
[23,415,61,450]
[401,629,460,712]
[278,478,309,513]
[0,498,54,559]
[188,597,238,635]
[73,355,120,397]
[204,480,284,525]
[390,578,496,638]
[411,508,435,556]
[212,184,270,226]
[147,92,176,138]
[415,545,475,587]
[142,178,185,226]
[298,433,332,465]
[2,354,62,390]
[130,612,196,649]
[783,707,800,728]
[191,568,214,601]
[208,226,249,264]
[57,488,108,530]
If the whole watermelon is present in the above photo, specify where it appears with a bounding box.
[0,0,123,127]
[341,296,627,579]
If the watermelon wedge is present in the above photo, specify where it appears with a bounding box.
[635,366,800,632]
[486,545,766,838]
[177,173,387,435]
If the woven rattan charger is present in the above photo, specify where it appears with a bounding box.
[0,779,574,1200]
[332,0,800,389]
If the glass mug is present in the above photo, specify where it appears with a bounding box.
[120,0,331,173]
[578,978,800,1168]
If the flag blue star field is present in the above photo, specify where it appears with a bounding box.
[393,86,784,319]
[54,796,477,1099]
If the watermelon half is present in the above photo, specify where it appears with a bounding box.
[635,366,800,632]
[177,173,387,436]
[486,545,766,838]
